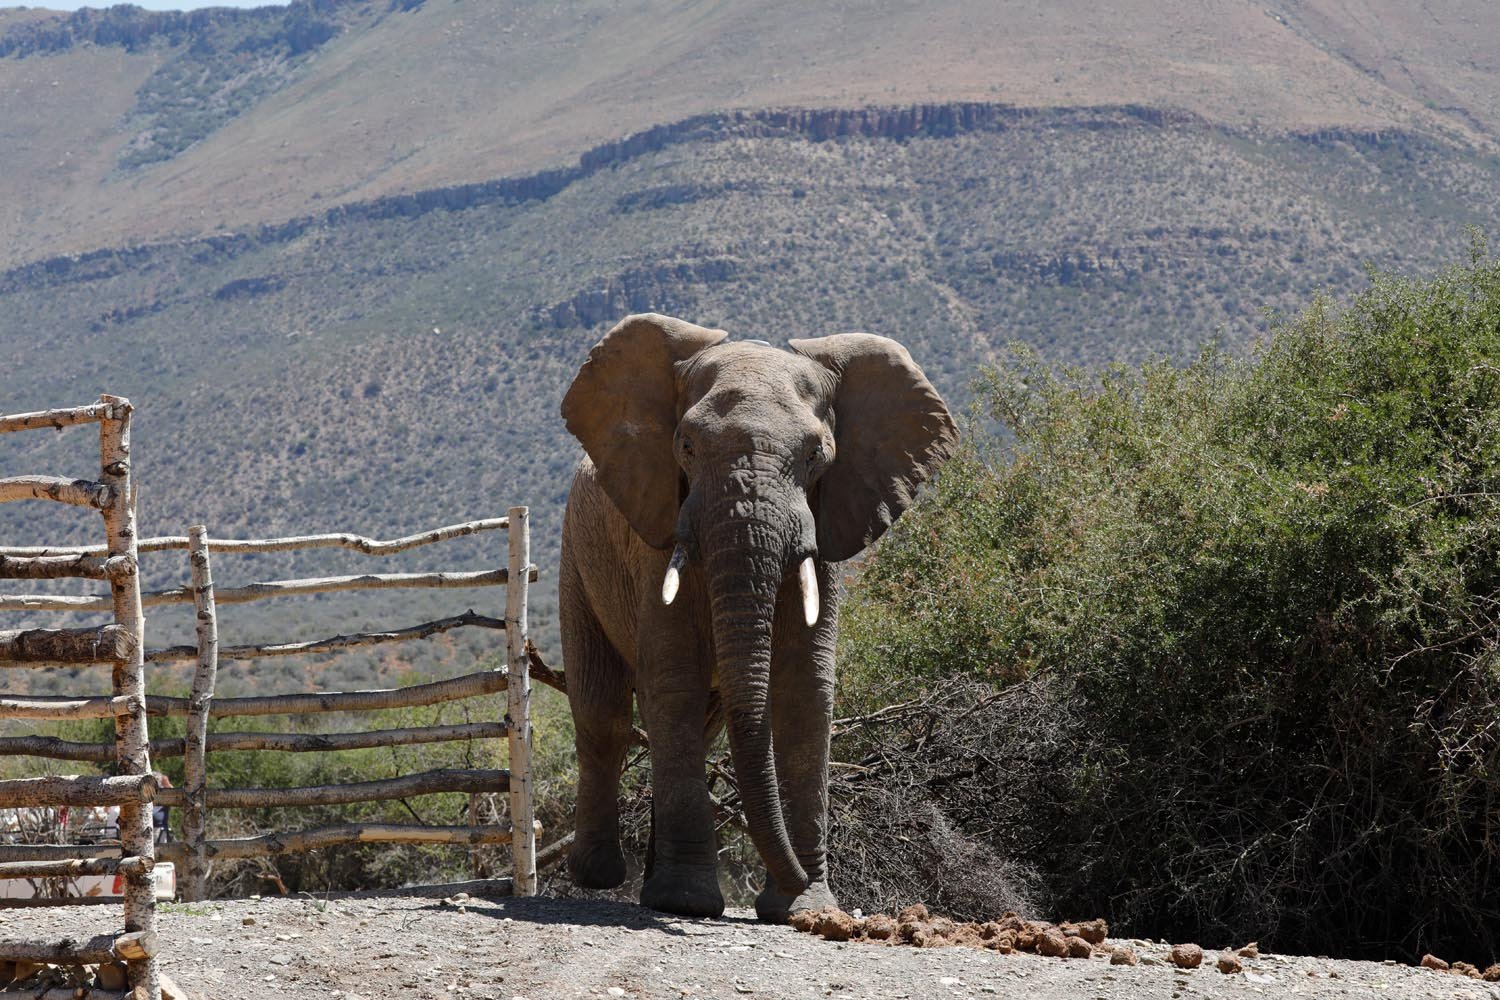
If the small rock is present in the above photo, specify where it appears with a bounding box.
[1110,946,1139,967]
[242,916,256,926]
[96,962,128,990]
[938,977,963,987]
[1420,954,1449,971]
[1217,953,1242,974]
[607,989,626,998]
[1169,943,1203,969]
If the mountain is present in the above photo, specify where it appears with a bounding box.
[0,0,1497,267]
[2,0,1499,684]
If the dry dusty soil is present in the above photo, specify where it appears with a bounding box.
[5,887,1498,1000]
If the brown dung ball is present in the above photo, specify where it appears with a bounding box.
[1110,946,1139,967]
[1169,943,1204,969]
[861,914,897,941]
[1037,931,1071,958]
[788,910,819,934]
[1076,919,1109,945]
[897,903,930,923]
[1420,954,1450,971]
[1217,953,1243,974]
[812,908,855,942]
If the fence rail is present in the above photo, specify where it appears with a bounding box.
[0,517,510,558]
[0,566,532,613]
[0,395,161,999]
[156,822,523,863]
[0,721,510,764]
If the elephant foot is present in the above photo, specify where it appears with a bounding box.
[755,879,839,924]
[568,835,627,890]
[641,863,724,918]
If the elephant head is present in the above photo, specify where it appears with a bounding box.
[561,313,957,895]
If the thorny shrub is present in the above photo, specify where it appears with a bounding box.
[839,239,1500,962]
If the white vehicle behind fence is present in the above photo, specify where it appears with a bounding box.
[1,803,177,901]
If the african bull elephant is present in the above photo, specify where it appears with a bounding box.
[558,313,957,920]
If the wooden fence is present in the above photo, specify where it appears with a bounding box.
[1,396,542,996]
[0,396,162,999]
[140,512,539,900]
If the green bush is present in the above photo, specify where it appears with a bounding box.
[839,241,1500,961]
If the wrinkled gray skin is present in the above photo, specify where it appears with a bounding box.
[559,313,957,920]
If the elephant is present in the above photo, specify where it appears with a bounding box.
[558,312,957,920]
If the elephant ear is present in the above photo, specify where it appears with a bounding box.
[789,333,958,562]
[562,313,729,548]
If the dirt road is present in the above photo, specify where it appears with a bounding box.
[5,889,1497,1000]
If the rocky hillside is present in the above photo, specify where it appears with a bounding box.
[3,101,1500,683]
[2,1,1499,688]
[0,0,1498,266]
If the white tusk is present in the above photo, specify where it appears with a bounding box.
[661,544,688,606]
[798,556,819,627]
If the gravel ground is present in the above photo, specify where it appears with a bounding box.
[4,888,1498,1000]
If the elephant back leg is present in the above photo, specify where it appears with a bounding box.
[562,555,635,890]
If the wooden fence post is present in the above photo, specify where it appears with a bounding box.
[505,506,536,896]
[182,525,220,901]
[98,396,160,1000]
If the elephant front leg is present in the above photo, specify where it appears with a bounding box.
[636,619,724,918]
[757,562,841,922]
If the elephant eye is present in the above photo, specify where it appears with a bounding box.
[680,437,694,458]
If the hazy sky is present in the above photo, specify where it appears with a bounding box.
[36,1,288,9]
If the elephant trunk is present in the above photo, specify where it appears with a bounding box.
[704,513,809,898]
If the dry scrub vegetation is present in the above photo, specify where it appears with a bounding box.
[837,243,1500,964]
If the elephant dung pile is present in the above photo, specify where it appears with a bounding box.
[1418,954,1500,982]
[790,903,1111,959]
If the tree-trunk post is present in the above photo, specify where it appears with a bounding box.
[97,396,160,1000]
[183,525,220,902]
[469,793,482,878]
[505,506,536,896]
